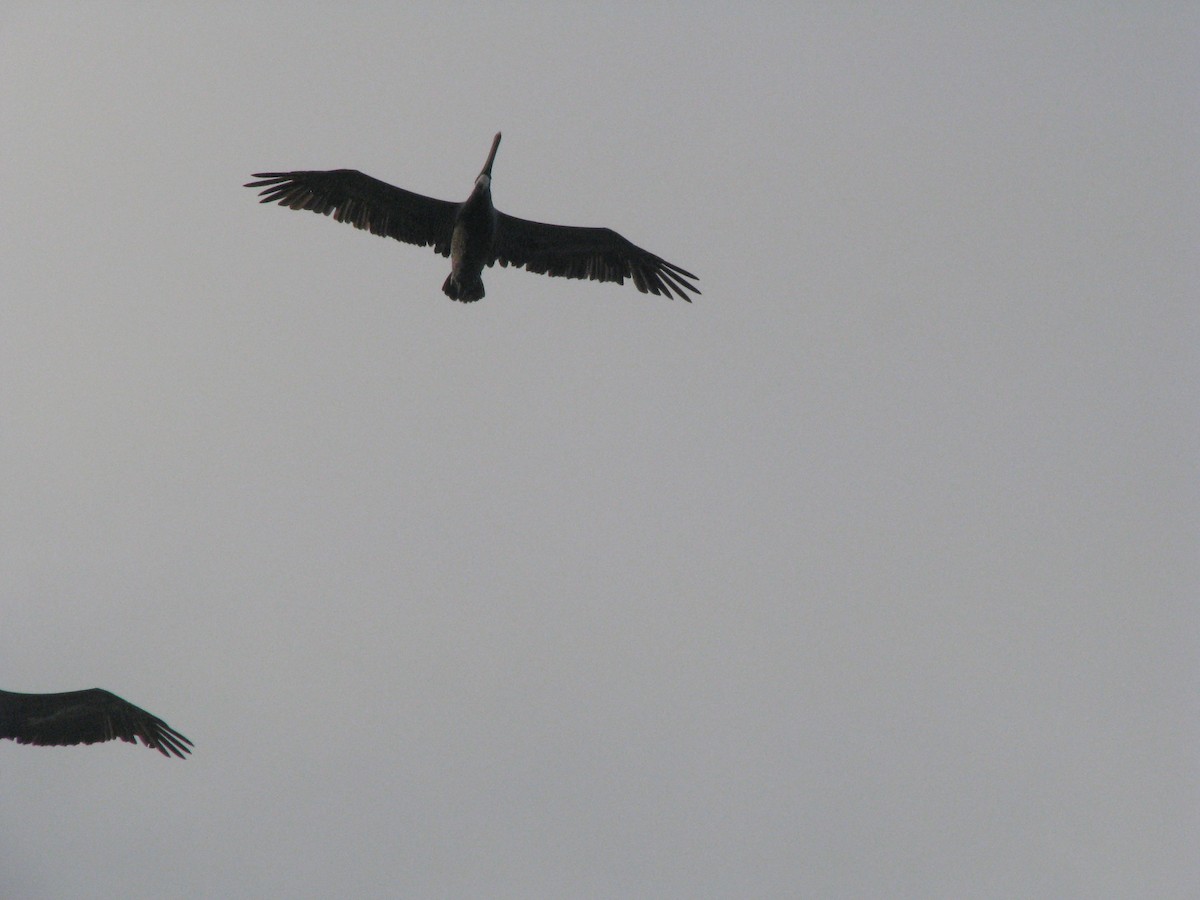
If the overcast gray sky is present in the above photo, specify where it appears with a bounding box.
[1,4,1195,897]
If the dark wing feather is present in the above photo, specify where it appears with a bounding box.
[246,169,459,257]
[0,688,193,758]
[492,212,699,302]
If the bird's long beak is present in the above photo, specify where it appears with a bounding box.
[481,132,501,177]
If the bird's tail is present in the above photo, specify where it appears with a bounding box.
[442,273,485,303]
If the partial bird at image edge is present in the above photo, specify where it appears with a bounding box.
[0,688,192,759]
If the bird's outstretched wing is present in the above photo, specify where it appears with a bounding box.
[246,170,460,257]
[492,212,700,302]
[0,688,193,758]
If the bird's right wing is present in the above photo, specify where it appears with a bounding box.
[0,688,193,758]
[246,170,460,257]
[491,212,699,302]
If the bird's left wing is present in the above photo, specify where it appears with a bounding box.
[246,169,460,257]
[492,212,699,302]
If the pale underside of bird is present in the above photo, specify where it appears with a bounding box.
[246,133,699,303]
[0,688,192,758]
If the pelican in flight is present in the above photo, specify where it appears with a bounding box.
[246,133,699,303]
[0,688,192,758]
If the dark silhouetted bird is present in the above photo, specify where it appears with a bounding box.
[246,133,699,303]
[0,688,192,758]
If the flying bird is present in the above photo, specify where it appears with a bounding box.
[246,133,699,303]
[0,688,192,758]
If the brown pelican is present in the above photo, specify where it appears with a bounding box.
[246,133,699,303]
[0,688,192,758]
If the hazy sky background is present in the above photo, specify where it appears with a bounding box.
[0,4,1195,897]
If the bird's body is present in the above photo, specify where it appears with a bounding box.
[443,141,500,301]
[0,688,192,758]
[247,133,698,303]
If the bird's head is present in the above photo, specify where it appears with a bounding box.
[476,132,501,189]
